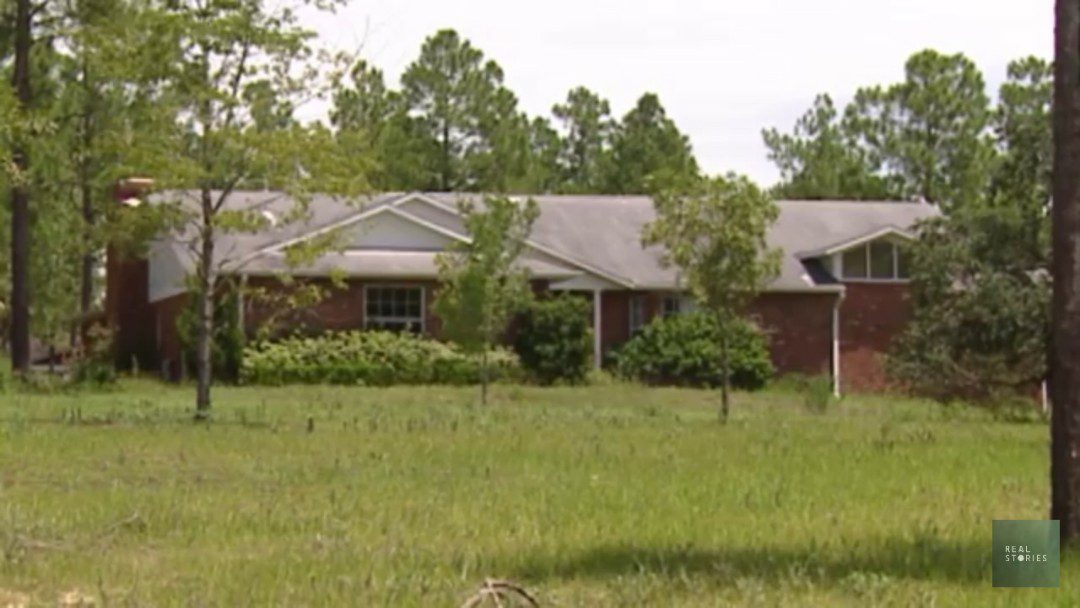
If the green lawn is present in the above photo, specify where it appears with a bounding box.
[0,380,1073,606]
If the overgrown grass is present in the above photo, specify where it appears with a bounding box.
[0,381,1073,606]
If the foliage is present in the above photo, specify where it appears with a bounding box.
[615,313,773,390]
[400,29,531,192]
[331,60,435,191]
[144,0,368,416]
[240,331,520,386]
[988,56,1052,263]
[513,294,593,385]
[0,0,173,353]
[329,36,703,195]
[434,195,538,402]
[552,86,614,192]
[889,208,1050,402]
[843,50,995,211]
[762,94,895,200]
[606,93,699,193]
[765,49,1003,210]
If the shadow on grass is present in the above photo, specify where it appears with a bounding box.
[513,536,989,586]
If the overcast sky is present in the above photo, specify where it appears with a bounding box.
[301,1,1052,186]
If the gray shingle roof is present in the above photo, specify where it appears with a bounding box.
[145,190,939,302]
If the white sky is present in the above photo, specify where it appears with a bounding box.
[301,0,1052,186]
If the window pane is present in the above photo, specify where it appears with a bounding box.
[629,296,646,332]
[662,296,679,316]
[365,288,379,316]
[390,291,403,317]
[842,247,867,279]
[407,291,421,317]
[896,246,911,279]
[869,241,895,279]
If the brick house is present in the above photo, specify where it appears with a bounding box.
[106,190,939,393]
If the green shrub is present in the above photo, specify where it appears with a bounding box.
[615,312,773,390]
[240,330,520,386]
[514,294,593,385]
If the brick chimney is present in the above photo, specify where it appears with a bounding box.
[105,178,156,371]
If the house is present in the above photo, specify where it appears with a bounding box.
[106,189,939,393]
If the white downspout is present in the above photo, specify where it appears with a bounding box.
[593,289,602,369]
[832,291,844,398]
[237,273,247,336]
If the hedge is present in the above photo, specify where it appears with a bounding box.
[614,312,773,389]
[240,330,519,386]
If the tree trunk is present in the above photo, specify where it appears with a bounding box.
[1052,0,1080,544]
[719,327,730,423]
[480,343,489,406]
[9,0,32,373]
[77,57,95,344]
[195,187,215,420]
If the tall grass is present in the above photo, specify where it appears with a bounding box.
[0,381,1071,606]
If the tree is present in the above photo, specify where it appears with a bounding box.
[8,0,33,372]
[521,116,561,194]
[400,29,529,192]
[607,93,698,193]
[1051,0,1080,545]
[434,195,538,405]
[154,0,365,419]
[990,56,1053,265]
[643,174,780,421]
[331,60,434,191]
[889,210,1049,402]
[762,94,896,199]
[552,86,613,192]
[467,86,532,193]
[843,49,995,211]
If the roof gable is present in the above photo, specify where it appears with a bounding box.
[795,225,917,259]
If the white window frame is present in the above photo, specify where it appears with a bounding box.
[834,239,910,283]
[363,284,426,332]
[628,294,647,334]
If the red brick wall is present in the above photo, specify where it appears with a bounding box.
[153,293,188,381]
[593,290,838,379]
[600,291,630,350]
[748,292,836,377]
[105,250,157,371]
[838,282,912,392]
[243,277,443,338]
[146,276,914,390]
[597,291,664,350]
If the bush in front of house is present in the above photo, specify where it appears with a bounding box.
[614,312,773,390]
[513,294,593,385]
[239,330,520,386]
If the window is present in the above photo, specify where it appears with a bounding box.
[841,247,868,279]
[869,241,894,279]
[629,295,647,334]
[840,240,909,281]
[896,246,910,279]
[662,294,695,317]
[365,286,424,332]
